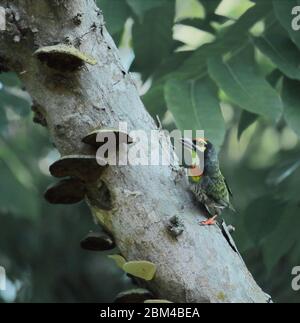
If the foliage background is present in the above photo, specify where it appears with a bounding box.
[1,0,300,303]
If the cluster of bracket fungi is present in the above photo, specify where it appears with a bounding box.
[36,42,169,303]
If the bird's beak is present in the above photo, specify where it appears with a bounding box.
[179,138,194,151]
[180,137,207,152]
[195,137,207,145]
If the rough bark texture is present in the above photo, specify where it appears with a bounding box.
[0,0,271,303]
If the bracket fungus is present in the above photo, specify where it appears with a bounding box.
[82,128,134,149]
[144,299,172,303]
[34,44,97,72]
[123,261,157,281]
[44,177,86,204]
[49,155,107,182]
[114,289,153,303]
[80,231,115,251]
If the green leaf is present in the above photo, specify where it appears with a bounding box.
[0,103,7,130]
[126,0,162,21]
[207,44,283,121]
[254,21,300,80]
[0,137,35,190]
[142,52,192,119]
[0,137,39,217]
[223,1,271,36]
[0,72,22,88]
[210,13,230,24]
[275,159,300,202]
[177,14,230,34]
[0,87,31,116]
[244,195,286,244]
[273,0,300,50]
[266,68,282,88]
[0,72,31,117]
[282,77,300,137]
[142,83,166,120]
[164,77,225,149]
[237,110,258,139]
[178,18,215,33]
[175,1,271,79]
[131,0,175,79]
[266,158,300,186]
[153,51,192,81]
[201,0,222,15]
[262,202,299,273]
[97,0,131,35]
[123,260,157,281]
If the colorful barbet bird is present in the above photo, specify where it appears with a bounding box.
[180,138,234,225]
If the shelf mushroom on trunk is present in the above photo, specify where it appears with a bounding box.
[49,155,107,182]
[34,44,97,72]
[44,177,86,204]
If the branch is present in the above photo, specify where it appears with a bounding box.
[0,0,271,303]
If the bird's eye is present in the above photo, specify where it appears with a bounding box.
[198,145,206,152]
[193,138,207,151]
[194,141,206,152]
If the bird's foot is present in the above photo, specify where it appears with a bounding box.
[199,215,218,226]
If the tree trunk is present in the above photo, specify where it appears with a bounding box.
[0,0,271,303]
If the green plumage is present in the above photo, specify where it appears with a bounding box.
[189,168,231,216]
[185,140,234,217]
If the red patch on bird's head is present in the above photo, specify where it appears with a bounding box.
[188,165,203,180]
[193,137,207,144]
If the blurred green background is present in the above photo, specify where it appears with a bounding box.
[1,0,300,303]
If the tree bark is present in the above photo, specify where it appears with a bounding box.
[0,0,271,303]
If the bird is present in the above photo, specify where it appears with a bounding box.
[180,137,234,225]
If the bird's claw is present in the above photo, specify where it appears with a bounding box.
[199,215,218,226]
